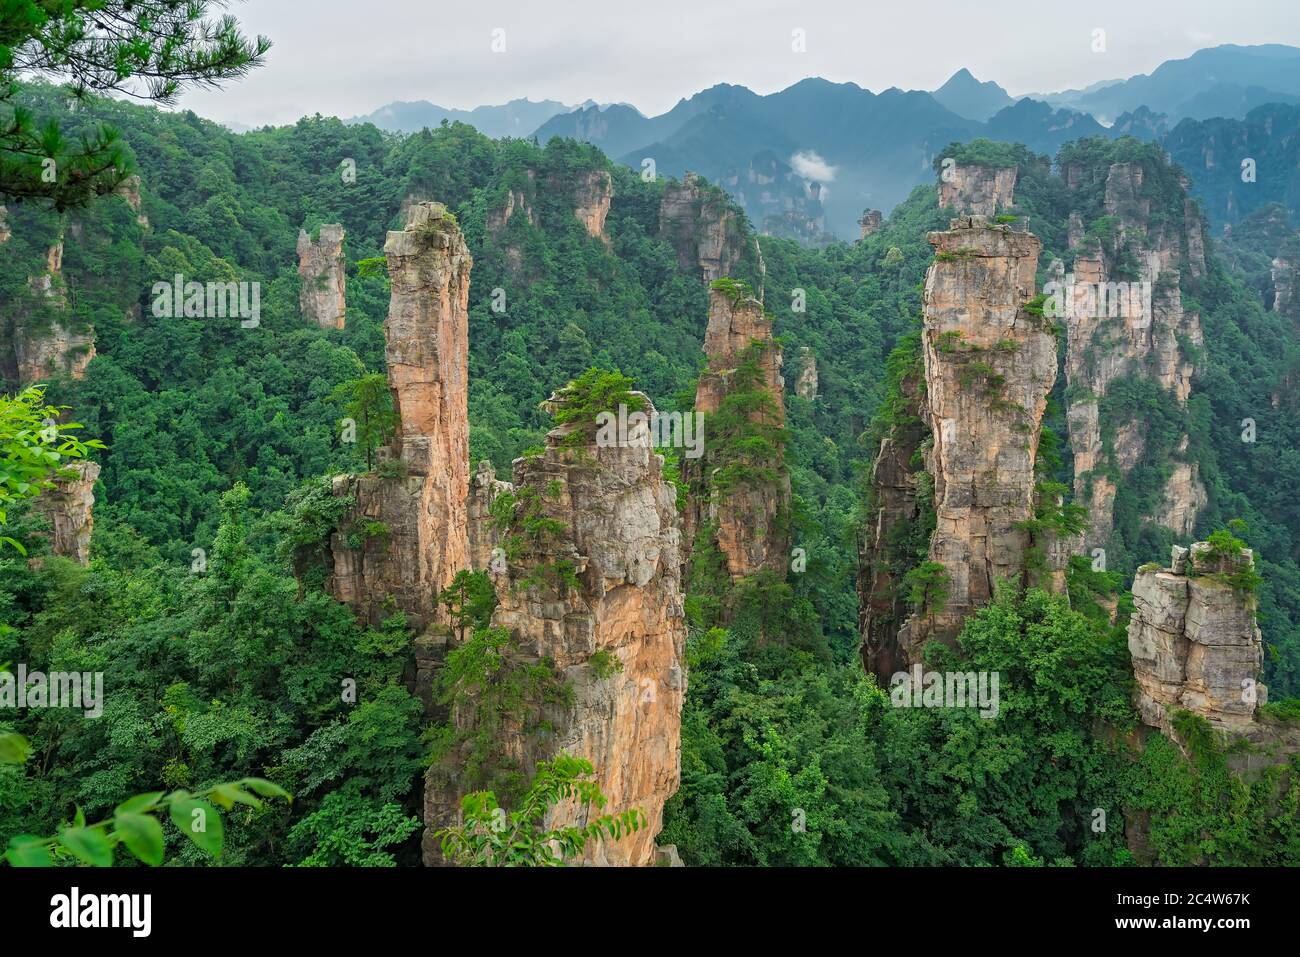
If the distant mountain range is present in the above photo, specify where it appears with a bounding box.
[531,79,1106,239]
[347,44,1300,240]
[932,68,1020,121]
[347,97,577,138]
[1033,44,1300,123]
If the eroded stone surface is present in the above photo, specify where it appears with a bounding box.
[938,165,1017,216]
[660,173,747,282]
[328,204,470,632]
[426,397,686,866]
[1061,162,1208,547]
[33,461,100,565]
[297,224,347,329]
[685,285,790,583]
[794,346,818,401]
[903,216,1054,649]
[1129,543,1265,734]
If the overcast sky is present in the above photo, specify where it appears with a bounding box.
[179,0,1300,126]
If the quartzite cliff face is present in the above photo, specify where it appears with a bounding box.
[794,346,818,401]
[660,173,750,283]
[33,461,100,565]
[1128,543,1264,735]
[297,224,347,329]
[9,239,97,385]
[858,361,930,680]
[327,203,470,631]
[1059,161,1207,549]
[566,169,613,243]
[903,216,1055,653]
[684,284,791,584]
[428,394,687,866]
[939,164,1018,216]
[2,180,146,389]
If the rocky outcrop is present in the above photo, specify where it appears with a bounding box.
[659,173,748,283]
[486,168,609,243]
[0,205,9,244]
[1129,543,1265,736]
[858,209,882,239]
[13,319,95,384]
[327,203,470,631]
[1272,255,1294,315]
[467,459,512,572]
[858,359,930,681]
[568,169,613,243]
[1059,161,1207,548]
[297,225,347,329]
[684,283,790,583]
[1155,455,1209,538]
[427,392,686,866]
[938,165,1017,216]
[485,182,536,236]
[33,461,99,565]
[903,216,1054,649]
[794,346,818,400]
[12,240,96,384]
[115,175,149,228]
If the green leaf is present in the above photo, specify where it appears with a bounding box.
[115,812,165,866]
[169,798,223,857]
[115,791,165,815]
[210,782,260,810]
[0,732,31,764]
[5,835,53,867]
[239,777,290,801]
[58,827,113,867]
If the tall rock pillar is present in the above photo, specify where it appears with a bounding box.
[903,216,1054,650]
[297,225,347,329]
[426,390,687,866]
[327,203,470,631]
[683,282,790,584]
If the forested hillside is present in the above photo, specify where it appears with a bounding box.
[3,80,1300,868]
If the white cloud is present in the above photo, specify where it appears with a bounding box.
[791,150,837,183]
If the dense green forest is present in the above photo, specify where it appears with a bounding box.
[3,80,1300,867]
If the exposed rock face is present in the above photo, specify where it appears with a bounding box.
[660,173,747,283]
[33,461,100,565]
[1060,162,1207,548]
[115,175,149,228]
[858,362,930,681]
[858,209,882,239]
[13,319,95,384]
[1155,457,1209,538]
[1129,543,1265,736]
[938,165,1017,216]
[297,225,347,329]
[568,169,613,243]
[794,346,818,400]
[685,285,790,582]
[1272,256,1294,314]
[13,240,96,384]
[427,395,687,866]
[0,205,9,243]
[327,203,470,631]
[467,459,512,572]
[904,216,1054,648]
[485,185,536,236]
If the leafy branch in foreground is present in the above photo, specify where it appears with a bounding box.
[2,1,271,207]
[4,778,291,867]
[434,754,644,866]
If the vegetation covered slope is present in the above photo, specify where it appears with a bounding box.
[2,83,1300,866]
